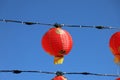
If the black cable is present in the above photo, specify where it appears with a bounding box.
[0,70,119,77]
[0,19,53,26]
[65,72,120,77]
[0,19,120,29]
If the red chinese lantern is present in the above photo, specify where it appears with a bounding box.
[52,76,67,80]
[109,31,120,65]
[41,27,73,64]
[116,78,120,80]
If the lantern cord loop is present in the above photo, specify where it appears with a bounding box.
[0,19,120,30]
[0,70,120,77]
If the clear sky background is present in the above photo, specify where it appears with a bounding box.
[0,0,120,80]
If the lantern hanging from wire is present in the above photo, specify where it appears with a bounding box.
[109,31,120,65]
[41,26,73,64]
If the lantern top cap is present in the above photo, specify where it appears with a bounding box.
[56,71,64,76]
[54,23,63,28]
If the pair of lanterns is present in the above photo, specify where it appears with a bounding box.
[41,25,120,65]
[41,26,120,80]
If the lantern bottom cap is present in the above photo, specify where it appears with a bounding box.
[114,57,120,65]
[54,56,64,64]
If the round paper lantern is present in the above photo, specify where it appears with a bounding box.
[52,76,67,80]
[116,78,120,80]
[109,31,120,64]
[42,27,73,64]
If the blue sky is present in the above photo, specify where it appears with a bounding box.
[0,0,120,80]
